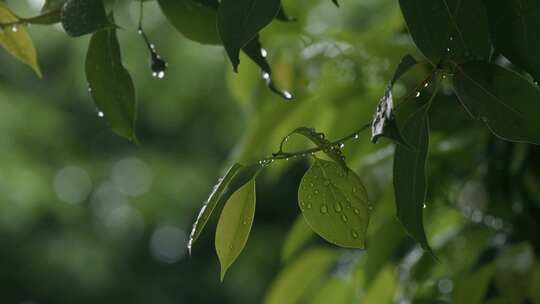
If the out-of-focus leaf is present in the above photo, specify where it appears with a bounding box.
[157,0,221,45]
[311,277,355,304]
[85,28,136,141]
[399,0,490,61]
[298,158,370,248]
[36,0,65,24]
[494,243,535,303]
[263,248,336,304]
[453,61,540,145]
[0,3,41,77]
[215,178,256,281]
[361,265,397,304]
[61,0,111,37]
[453,264,494,304]
[531,264,540,304]
[485,0,540,81]
[217,0,281,71]
[281,215,314,263]
[393,100,432,252]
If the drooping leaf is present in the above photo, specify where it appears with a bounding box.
[453,264,494,304]
[399,0,491,62]
[157,0,221,45]
[281,215,314,263]
[393,99,432,251]
[263,248,336,304]
[0,3,41,77]
[187,163,261,253]
[217,0,281,71]
[85,28,136,141]
[298,158,370,249]
[285,127,346,170]
[453,61,540,145]
[485,0,540,81]
[215,178,257,280]
[60,0,111,37]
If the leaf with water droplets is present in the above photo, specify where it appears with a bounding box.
[285,127,346,170]
[281,215,314,263]
[215,178,256,281]
[217,0,281,71]
[453,61,540,145]
[0,3,42,77]
[85,28,136,141]
[60,0,112,37]
[298,158,369,249]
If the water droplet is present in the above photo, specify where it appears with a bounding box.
[324,180,330,186]
[338,143,345,149]
[260,48,268,58]
[449,36,454,41]
[423,203,427,209]
[352,187,357,193]
[353,133,359,139]
[415,91,421,98]
[242,220,247,225]
[262,72,270,80]
[353,208,360,215]
[11,25,17,32]
[88,87,92,92]
[314,189,319,194]
[97,111,104,118]
[150,43,155,50]
[283,91,293,99]
[446,47,451,52]
[306,203,312,209]
[333,203,343,212]
[351,230,359,238]
[341,214,348,222]
[309,183,314,187]
[320,205,328,214]
[424,82,429,88]
[138,29,143,35]
[229,244,233,249]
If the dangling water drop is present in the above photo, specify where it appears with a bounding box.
[260,48,268,58]
[423,203,427,209]
[341,214,348,222]
[306,203,312,209]
[353,208,360,215]
[11,25,17,32]
[354,133,359,139]
[415,91,421,98]
[338,143,345,149]
[97,110,104,118]
[333,202,343,212]
[320,205,328,214]
[351,230,359,238]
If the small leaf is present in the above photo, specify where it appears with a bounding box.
[188,163,260,252]
[86,28,136,141]
[157,0,221,45]
[285,127,346,170]
[263,248,336,304]
[485,0,540,81]
[298,158,370,249]
[0,4,42,77]
[393,99,432,251]
[217,0,281,71]
[215,178,256,281]
[453,61,540,145]
[61,0,111,37]
[281,215,314,263]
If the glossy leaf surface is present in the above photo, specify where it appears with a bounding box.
[61,0,111,37]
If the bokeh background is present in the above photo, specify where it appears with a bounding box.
[1,0,540,303]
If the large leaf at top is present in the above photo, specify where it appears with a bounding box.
[61,0,111,37]
[187,163,261,253]
[217,0,281,71]
[86,28,136,141]
[264,248,336,304]
[393,99,431,251]
[298,158,370,249]
[0,3,41,77]
[399,0,491,62]
[215,178,256,280]
[484,0,540,81]
[453,61,540,145]
[157,0,221,45]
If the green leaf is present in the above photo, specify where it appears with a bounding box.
[298,158,370,249]
[0,4,41,77]
[217,0,281,71]
[281,215,314,263]
[485,0,540,81]
[453,61,540,145]
[215,178,256,281]
[85,28,136,141]
[285,127,346,170]
[399,0,491,62]
[275,4,294,22]
[453,264,494,304]
[187,163,261,252]
[263,248,336,304]
[61,0,111,37]
[393,99,432,251]
[494,243,535,303]
[361,265,397,304]
[42,0,66,12]
[311,277,354,304]
[157,0,221,45]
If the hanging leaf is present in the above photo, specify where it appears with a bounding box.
[399,0,491,62]
[215,178,257,281]
[61,0,111,37]
[263,248,336,304]
[393,99,432,252]
[85,28,136,141]
[281,215,314,263]
[157,0,221,45]
[453,61,540,145]
[485,0,540,81]
[217,0,281,71]
[298,158,370,249]
[284,127,346,170]
[188,163,261,253]
[0,4,41,77]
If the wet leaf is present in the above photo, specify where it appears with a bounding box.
[286,127,346,170]
[298,158,370,249]
[85,28,136,141]
[215,178,256,281]
[264,248,336,304]
[61,0,111,37]
[281,215,314,263]
[393,99,432,252]
[217,0,281,71]
[453,61,540,145]
[0,3,41,77]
